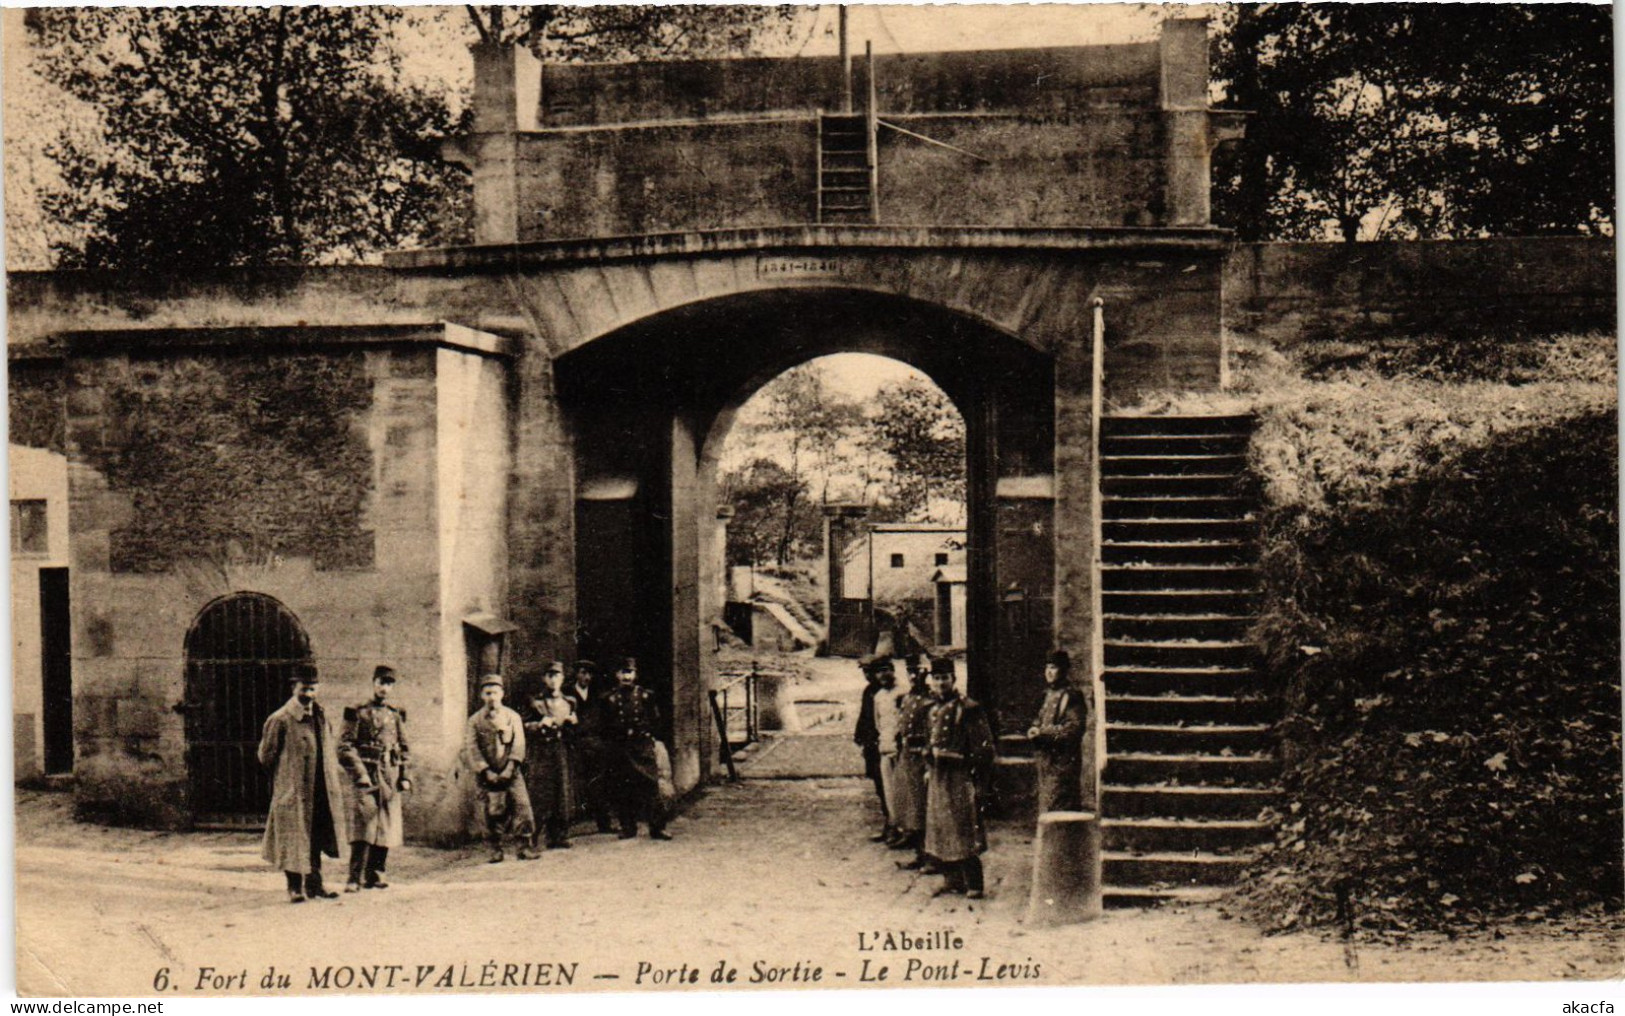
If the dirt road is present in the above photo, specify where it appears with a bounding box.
[14,784,1621,997]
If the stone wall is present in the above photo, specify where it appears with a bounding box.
[1224,238,1618,344]
[538,44,1161,127]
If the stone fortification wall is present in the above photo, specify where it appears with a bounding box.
[538,44,1160,127]
[1225,238,1617,344]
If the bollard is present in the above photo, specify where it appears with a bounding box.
[1025,810,1103,926]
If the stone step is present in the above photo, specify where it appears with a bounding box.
[1102,851,1251,887]
[1101,433,1252,456]
[822,192,871,210]
[1103,784,1279,820]
[1101,414,1256,437]
[820,169,870,185]
[1101,453,1248,476]
[1102,496,1254,520]
[1102,541,1252,565]
[1103,666,1261,697]
[1102,817,1274,853]
[821,152,869,170]
[819,209,873,223]
[1106,751,1277,786]
[1103,520,1257,545]
[1104,589,1260,614]
[1102,473,1249,498]
[1103,614,1255,642]
[1105,694,1273,725]
[1103,885,1227,909]
[1102,565,1256,591]
[1104,640,1256,668]
[1107,722,1273,756]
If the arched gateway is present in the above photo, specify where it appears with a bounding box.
[15,17,1249,850]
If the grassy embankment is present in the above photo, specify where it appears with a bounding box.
[1224,331,1619,936]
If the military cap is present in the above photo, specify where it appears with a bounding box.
[573,659,601,677]
[479,673,505,690]
[929,656,957,677]
[372,664,398,683]
[290,663,320,684]
[1046,649,1072,674]
[617,656,638,672]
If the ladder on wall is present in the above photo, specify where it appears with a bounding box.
[817,112,876,224]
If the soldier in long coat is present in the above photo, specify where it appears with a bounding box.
[924,656,997,898]
[1027,648,1086,813]
[522,662,578,850]
[890,658,934,862]
[464,674,536,862]
[567,660,616,834]
[601,657,671,840]
[338,664,411,891]
[258,665,349,903]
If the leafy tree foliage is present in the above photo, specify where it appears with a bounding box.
[721,458,815,568]
[26,7,470,270]
[21,6,803,270]
[1214,4,1613,241]
[870,377,966,523]
[463,5,802,62]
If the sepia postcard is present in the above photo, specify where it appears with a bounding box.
[5,2,1619,1004]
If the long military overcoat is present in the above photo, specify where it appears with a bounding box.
[338,700,410,848]
[258,697,349,873]
[924,693,996,863]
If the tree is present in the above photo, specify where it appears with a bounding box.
[26,7,471,270]
[461,5,802,62]
[1214,4,1613,242]
[720,458,814,569]
[21,6,804,271]
[871,378,965,523]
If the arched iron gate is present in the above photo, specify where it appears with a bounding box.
[183,592,312,827]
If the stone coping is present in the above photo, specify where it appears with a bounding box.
[9,321,514,362]
[383,225,1233,272]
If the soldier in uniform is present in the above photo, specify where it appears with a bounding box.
[338,664,412,892]
[1027,648,1086,813]
[258,664,348,903]
[464,674,536,862]
[924,656,997,898]
[522,661,578,850]
[568,660,616,834]
[853,656,892,842]
[601,657,671,840]
[890,657,934,861]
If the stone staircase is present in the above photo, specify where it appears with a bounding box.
[1096,413,1277,907]
[816,113,875,224]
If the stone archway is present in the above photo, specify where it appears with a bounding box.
[547,286,1056,794]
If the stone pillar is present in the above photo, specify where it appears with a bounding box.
[468,43,542,244]
[1052,323,1100,809]
[671,416,707,794]
[822,504,870,656]
[1026,811,1103,925]
[1159,18,1247,229]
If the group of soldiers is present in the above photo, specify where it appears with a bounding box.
[853,649,1085,900]
[256,657,668,903]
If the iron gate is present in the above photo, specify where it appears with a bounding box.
[183,592,312,827]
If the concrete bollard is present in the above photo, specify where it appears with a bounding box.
[1025,810,1103,926]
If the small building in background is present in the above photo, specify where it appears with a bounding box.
[842,522,966,607]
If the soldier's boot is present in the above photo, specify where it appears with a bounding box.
[548,819,572,849]
[517,834,542,860]
[963,857,986,899]
[649,820,672,841]
[304,873,339,900]
[934,864,967,897]
[285,872,306,904]
[487,832,505,863]
[364,846,389,889]
[346,842,368,892]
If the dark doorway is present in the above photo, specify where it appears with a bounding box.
[39,567,72,775]
[184,593,313,826]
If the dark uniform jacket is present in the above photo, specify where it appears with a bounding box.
[1029,684,1086,812]
[601,683,662,786]
[924,692,997,862]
